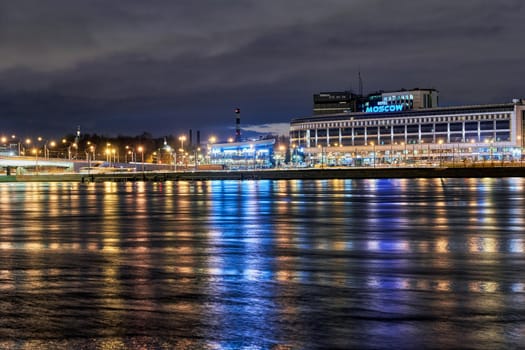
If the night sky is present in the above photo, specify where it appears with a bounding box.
[1,1,524,140]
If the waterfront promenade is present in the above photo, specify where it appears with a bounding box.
[2,166,525,182]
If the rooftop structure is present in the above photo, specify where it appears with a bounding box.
[208,138,276,170]
[313,88,439,115]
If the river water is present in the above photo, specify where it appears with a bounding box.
[0,178,524,349]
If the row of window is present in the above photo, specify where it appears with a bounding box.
[293,113,511,130]
[291,120,511,139]
[298,131,511,147]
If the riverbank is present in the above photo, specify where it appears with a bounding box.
[1,166,525,183]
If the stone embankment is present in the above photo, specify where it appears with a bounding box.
[1,166,525,183]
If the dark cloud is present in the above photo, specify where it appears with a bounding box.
[0,0,524,139]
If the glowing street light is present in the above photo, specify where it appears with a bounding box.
[105,148,111,165]
[125,145,136,163]
[48,141,56,159]
[22,138,32,156]
[179,135,186,151]
[62,138,77,160]
[138,146,145,173]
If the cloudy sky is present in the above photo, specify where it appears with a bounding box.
[1,0,524,140]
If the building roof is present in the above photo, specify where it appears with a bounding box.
[211,138,276,151]
[292,102,517,125]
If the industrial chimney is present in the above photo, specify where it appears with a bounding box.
[235,108,241,142]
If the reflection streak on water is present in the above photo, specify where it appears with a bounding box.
[0,178,524,348]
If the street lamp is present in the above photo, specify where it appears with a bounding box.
[438,139,444,167]
[105,148,111,165]
[48,141,56,159]
[24,138,31,156]
[106,142,111,161]
[31,147,39,174]
[179,135,186,151]
[72,143,78,159]
[207,136,217,166]
[138,146,145,174]
[126,145,135,163]
[62,139,68,159]
[62,139,77,160]
[37,136,43,156]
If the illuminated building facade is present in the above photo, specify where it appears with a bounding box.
[314,88,438,115]
[290,99,525,166]
[0,143,18,156]
[209,139,276,169]
[360,88,439,113]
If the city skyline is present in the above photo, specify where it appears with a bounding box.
[1,1,524,138]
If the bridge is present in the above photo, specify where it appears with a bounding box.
[0,155,181,174]
[0,156,76,173]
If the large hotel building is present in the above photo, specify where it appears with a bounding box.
[290,89,525,166]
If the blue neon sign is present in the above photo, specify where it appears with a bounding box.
[365,104,404,113]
